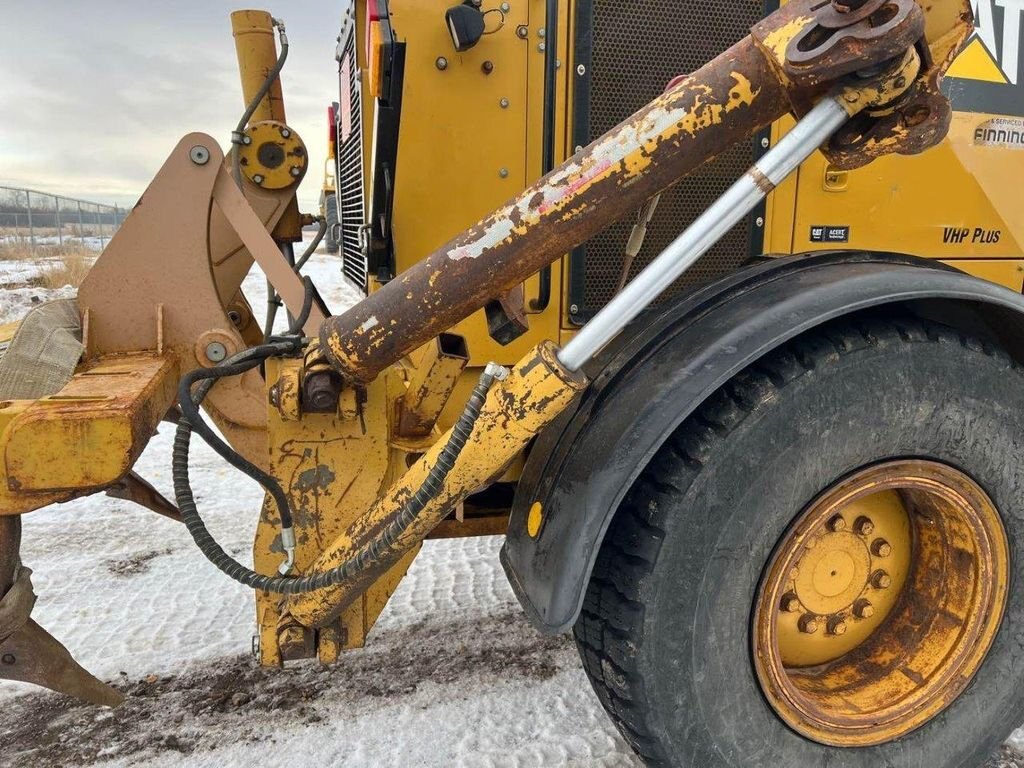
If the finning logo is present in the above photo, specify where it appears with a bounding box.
[946,0,1023,86]
[974,116,1024,146]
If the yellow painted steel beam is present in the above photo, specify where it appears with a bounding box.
[286,341,587,627]
[1,354,178,514]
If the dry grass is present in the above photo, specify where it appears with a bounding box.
[38,246,94,288]
[0,239,98,262]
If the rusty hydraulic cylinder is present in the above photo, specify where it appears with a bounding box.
[320,38,791,382]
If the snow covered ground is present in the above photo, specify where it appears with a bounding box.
[1,235,1023,767]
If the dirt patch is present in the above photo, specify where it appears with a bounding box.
[1,610,571,766]
[105,548,175,577]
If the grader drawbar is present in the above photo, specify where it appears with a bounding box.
[6,0,1024,764]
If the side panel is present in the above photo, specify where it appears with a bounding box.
[776,6,1024,279]
[376,0,566,370]
[501,253,1024,633]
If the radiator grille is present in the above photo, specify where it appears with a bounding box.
[574,0,766,318]
[337,29,368,292]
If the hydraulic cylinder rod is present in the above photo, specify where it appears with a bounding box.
[319,38,791,382]
[557,96,851,371]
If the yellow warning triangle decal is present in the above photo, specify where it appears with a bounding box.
[947,38,1008,84]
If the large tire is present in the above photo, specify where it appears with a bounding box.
[575,314,1024,767]
[324,192,340,255]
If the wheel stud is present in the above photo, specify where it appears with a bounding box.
[871,538,892,557]
[780,592,801,613]
[853,599,875,619]
[798,614,819,634]
[871,570,892,589]
[854,516,875,536]
[826,616,848,636]
[827,515,846,532]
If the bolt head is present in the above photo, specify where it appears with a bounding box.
[1,653,14,665]
[243,136,253,145]
[853,599,875,619]
[253,174,265,185]
[205,341,228,363]
[570,304,579,314]
[516,25,529,38]
[436,56,449,71]
[538,27,546,38]
[780,592,801,613]
[482,61,495,75]
[538,42,546,52]
[761,137,770,148]
[499,168,509,178]
[500,98,510,109]
[755,216,765,228]
[872,538,892,557]
[854,516,875,536]
[189,145,210,165]
[827,616,848,636]
[827,515,847,532]
[871,570,892,589]
[280,128,291,138]
[500,2,511,11]
[798,614,819,634]
[577,64,587,76]
[290,166,302,177]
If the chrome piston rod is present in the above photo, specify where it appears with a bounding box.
[557,96,851,372]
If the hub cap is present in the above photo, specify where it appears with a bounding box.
[753,460,1009,747]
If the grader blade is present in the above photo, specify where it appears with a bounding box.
[0,518,122,707]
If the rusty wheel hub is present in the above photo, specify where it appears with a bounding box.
[753,460,1009,747]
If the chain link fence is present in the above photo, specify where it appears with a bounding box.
[0,186,128,252]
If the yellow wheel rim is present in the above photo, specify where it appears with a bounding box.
[753,460,1009,747]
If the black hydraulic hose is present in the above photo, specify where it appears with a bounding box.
[231,19,289,189]
[173,350,503,595]
[176,341,300,531]
[264,221,326,341]
[294,217,327,272]
[288,276,315,335]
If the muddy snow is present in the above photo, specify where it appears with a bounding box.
[1,235,1023,767]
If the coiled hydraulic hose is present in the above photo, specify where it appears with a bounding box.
[173,343,506,595]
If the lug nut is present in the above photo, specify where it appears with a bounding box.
[854,516,875,536]
[798,614,819,634]
[871,570,892,589]
[780,592,801,613]
[827,515,847,532]
[853,599,875,619]
[826,616,848,636]
[871,538,892,557]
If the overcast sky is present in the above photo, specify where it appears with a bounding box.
[1,1,341,211]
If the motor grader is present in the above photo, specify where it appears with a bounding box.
[2,0,1023,764]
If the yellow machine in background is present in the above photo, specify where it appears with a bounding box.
[5,0,1024,765]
